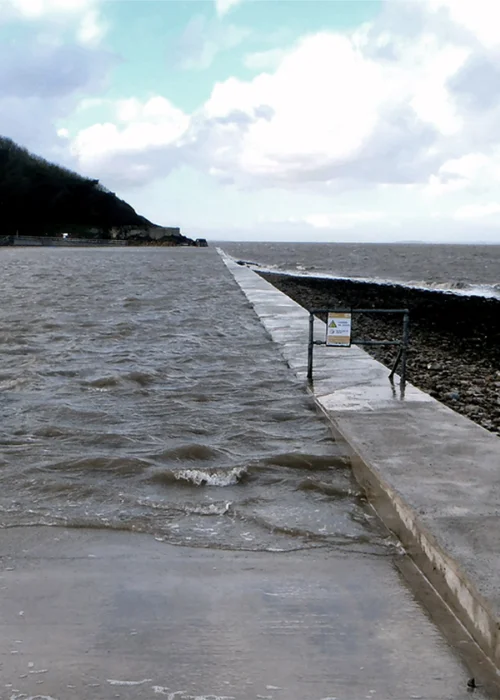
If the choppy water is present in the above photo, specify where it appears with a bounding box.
[221,242,500,298]
[0,247,387,553]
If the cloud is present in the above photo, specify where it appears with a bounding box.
[0,0,107,44]
[77,8,107,46]
[0,0,112,163]
[60,0,500,244]
[425,150,500,200]
[454,203,500,219]
[425,153,487,196]
[183,28,469,187]
[300,211,386,229]
[69,10,471,189]
[1,0,93,20]
[70,4,473,190]
[215,0,242,18]
[0,42,114,99]
[174,15,249,71]
[71,96,189,185]
[243,48,287,71]
[428,0,500,49]
[448,54,500,110]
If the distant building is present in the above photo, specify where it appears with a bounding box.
[150,227,181,241]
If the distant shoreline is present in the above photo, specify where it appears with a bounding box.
[0,235,201,248]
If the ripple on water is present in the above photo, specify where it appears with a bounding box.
[0,248,389,554]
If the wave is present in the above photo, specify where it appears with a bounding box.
[84,376,121,389]
[82,370,158,390]
[153,443,225,462]
[227,253,500,300]
[123,370,158,386]
[241,510,375,547]
[411,280,500,299]
[149,466,248,487]
[41,456,152,476]
[136,498,232,516]
[262,452,349,470]
[148,451,349,487]
[296,477,361,499]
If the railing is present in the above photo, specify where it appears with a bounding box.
[307,308,410,385]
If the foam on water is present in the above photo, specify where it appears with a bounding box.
[173,468,246,486]
[0,247,388,554]
[234,259,500,300]
[220,242,500,300]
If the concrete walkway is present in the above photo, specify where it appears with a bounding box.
[0,527,490,700]
[221,251,500,671]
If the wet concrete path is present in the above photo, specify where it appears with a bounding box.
[0,249,495,699]
[0,527,490,700]
[221,250,500,681]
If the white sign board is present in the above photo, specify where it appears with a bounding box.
[326,312,352,347]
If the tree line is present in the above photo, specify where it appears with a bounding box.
[0,136,154,237]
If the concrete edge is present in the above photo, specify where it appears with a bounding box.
[219,250,500,671]
[319,408,499,668]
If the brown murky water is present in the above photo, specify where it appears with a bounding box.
[0,246,494,700]
[221,242,500,297]
[0,246,388,554]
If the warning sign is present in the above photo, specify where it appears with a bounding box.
[326,312,352,347]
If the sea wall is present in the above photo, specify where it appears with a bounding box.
[259,272,500,337]
[225,255,500,681]
[260,272,500,436]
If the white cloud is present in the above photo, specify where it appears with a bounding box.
[425,153,490,196]
[2,0,95,20]
[429,0,500,48]
[409,43,468,135]
[200,33,388,177]
[244,48,286,71]
[303,211,386,229]
[440,153,490,180]
[68,6,484,195]
[70,96,189,184]
[215,0,242,18]
[58,0,500,241]
[0,0,107,45]
[454,203,500,220]
[175,16,249,71]
[73,97,188,158]
[0,0,112,167]
[188,27,471,187]
[77,8,106,46]
[425,151,500,201]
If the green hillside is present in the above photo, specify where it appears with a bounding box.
[0,136,156,238]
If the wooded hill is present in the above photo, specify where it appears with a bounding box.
[0,136,156,237]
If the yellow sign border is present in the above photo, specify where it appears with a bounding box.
[326,312,352,347]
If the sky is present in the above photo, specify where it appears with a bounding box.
[2,0,500,242]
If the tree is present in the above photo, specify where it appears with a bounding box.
[0,136,156,236]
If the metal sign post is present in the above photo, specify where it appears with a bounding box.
[307,308,410,385]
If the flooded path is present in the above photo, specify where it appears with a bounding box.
[0,528,489,700]
[0,247,491,698]
[0,246,385,554]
